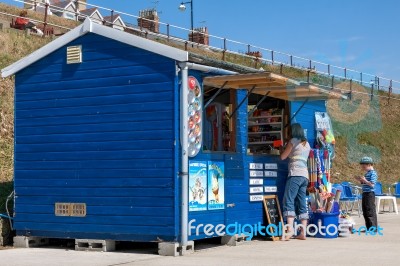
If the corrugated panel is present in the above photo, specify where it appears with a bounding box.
[14,34,178,241]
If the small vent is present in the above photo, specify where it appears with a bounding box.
[55,203,86,217]
[55,203,71,216]
[71,203,86,217]
[66,45,82,64]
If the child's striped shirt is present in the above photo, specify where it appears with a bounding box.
[362,170,378,193]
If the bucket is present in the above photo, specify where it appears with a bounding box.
[310,212,339,238]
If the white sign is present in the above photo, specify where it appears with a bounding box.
[249,195,264,202]
[250,170,264,177]
[264,163,278,170]
[249,186,264,194]
[315,112,331,131]
[264,171,278,177]
[264,186,278,192]
[249,179,264,185]
[249,163,264,170]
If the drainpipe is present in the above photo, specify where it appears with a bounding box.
[177,62,234,249]
[178,62,189,248]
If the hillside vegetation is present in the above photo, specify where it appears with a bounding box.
[0,3,399,208]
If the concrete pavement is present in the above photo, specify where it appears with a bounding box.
[0,213,399,266]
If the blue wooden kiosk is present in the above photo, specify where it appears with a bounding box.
[1,19,344,253]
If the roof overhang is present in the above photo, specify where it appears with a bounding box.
[1,18,188,78]
[203,72,346,101]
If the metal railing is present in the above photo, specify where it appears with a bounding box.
[5,0,400,102]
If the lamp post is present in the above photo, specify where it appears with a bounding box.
[178,0,194,42]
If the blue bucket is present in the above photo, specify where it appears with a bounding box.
[310,212,339,238]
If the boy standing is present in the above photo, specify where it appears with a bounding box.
[354,157,378,231]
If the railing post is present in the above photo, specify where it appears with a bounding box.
[307,70,310,83]
[74,0,78,21]
[167,24,170,41]
[271,50,274,65]
[222,38,227,61]
[290,55,293,66]
[309,59,312,70]
[344,68,347,79]
[43,3,48,37]
[370,82,374,101]
[377,76,380,92]
[349,79,353,100]
[331,75,334,89]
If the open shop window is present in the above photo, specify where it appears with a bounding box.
[202,86,236,152]
[247,94,288,155]
[202,72,346,155]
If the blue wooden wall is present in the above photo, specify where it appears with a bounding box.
[290,100,326,145]
[14,33,179,241]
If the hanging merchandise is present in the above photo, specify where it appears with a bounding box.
[315,112,335,179]
[308,148,332,192]
[315,112,334,193]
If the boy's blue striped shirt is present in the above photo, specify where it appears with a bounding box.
[362,170,378,193]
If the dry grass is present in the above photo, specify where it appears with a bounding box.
[327,81,400,187]
[0,2,79,32]
[0,30,53,186]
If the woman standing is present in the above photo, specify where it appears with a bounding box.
[280,123,311,240]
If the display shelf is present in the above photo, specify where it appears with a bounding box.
[248,122,282,126]
[248,131,281,135]
[248,109,284,151]
[248,115,282,119]
[248,141,274,145]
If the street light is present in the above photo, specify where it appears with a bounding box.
[178,1,194,42]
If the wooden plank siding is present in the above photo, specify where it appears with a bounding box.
[290,100,326,144]
[13,33,179,241]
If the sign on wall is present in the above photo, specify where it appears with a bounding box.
[250,195,264,202]
[188,161,208,211]
[207,161,225,210]
[249,163,280,202]
[315,112,332,131]
[264,163,278,170]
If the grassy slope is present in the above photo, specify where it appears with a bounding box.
[0,3,399,205]
[0,23,53,213]
[329,90,400,186]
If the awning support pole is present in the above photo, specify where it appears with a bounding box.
[229,85,256,119]
[204,81,228,108]
[248,91,270,116]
